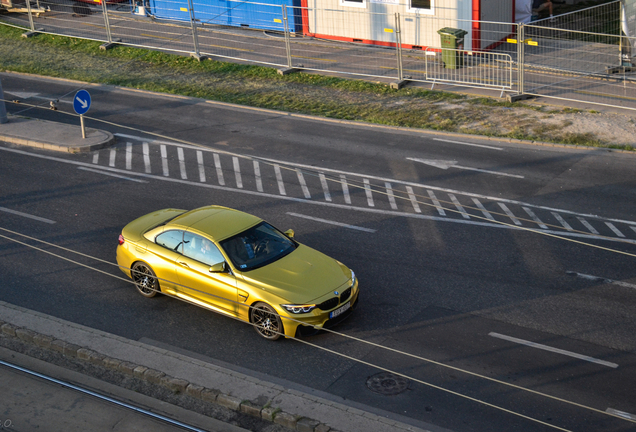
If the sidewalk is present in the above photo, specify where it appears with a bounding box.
[0,301,434,432]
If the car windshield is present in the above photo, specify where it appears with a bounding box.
[220,222,296,271]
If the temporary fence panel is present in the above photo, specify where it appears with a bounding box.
[289,7,401,78]
[521,24,636,110]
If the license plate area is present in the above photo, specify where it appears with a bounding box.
[329,301,351,319]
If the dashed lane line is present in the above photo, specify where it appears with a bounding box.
[489,332,619,369]
[0,206,56,224]
[566,271,636,290]
[606,408,636,421]
[287,212,376,233]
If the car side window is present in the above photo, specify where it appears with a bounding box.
[183,233,225,267]
[155,230,184,253]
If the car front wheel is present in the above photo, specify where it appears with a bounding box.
[250,302,283,340]
[131,262,159,298]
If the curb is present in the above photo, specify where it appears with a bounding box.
[0,319,337,432]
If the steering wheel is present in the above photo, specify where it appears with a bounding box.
[254,239,269,255]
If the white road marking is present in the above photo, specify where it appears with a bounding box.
[125,142,132,170]
[142,142,151,173]
[577,217,599,235]
[92,153,99,164]
[109,148,116,167]
[196,151,206,183]
[408,158,524,178]
[0,206,55,224]
[433,138,503,151]
[160,145,169,177]
[287,212,376,233]
[605,222,625,238]
[386,182,398,210]
[319,173,332,202]
[4,146,636,245]
[427,190,444,216]
[489,332,618,369]
[552,212,573,231]
[213,153,225,185]
[77,166,148,183]
[363,179,374,207]
[238,154,636,227]
[340,175,351,204]
[498,203,522,226]
[406,186,421,213]
[631,226,636,235]
[523,207,547,229]
[274,164,286,195]
[232,157,243,189]
[177,147,188,180]
[296,169,311,199]
[566,271,636,289]
[472,198,495,221]
[606,408,636,421]
[4,91,40,99]
[253,161,263,192]
[449,194,470,219]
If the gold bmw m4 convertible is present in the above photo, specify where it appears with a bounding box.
[116,205,359,340]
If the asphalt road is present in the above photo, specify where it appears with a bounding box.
[1,72,636,432]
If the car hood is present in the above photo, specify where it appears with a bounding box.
[239,244,351,303]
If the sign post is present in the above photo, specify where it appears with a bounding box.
[73,89,91,138]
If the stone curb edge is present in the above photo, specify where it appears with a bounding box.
[0,320,334,432]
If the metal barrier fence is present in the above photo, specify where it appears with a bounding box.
[1,0,634,111]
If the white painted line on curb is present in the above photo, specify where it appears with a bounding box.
[489,332,618,368]
[432,138,503,151]
[498,203,522,226]
[177,147,188,180]
[406,186,421,213]
[605,222,625,238]
[77,167,148,183]
[213,153,224,186]
[449,194,470,219]
[427,190,444,216]
[287,213,376,233]
[142,142,151,174]
[340,175,351,204]
[523,207,547,229]
[196,151,206,183]
[233,157,243,189]
[253,161,263,192]
[566,271,636,290]
[386,182,398,210]
[606,408,636,421]
[363,179,374,207]
[552,212,573,231]
[577,217,599,235]
[296,169,311,199]
[472,198,495,221]
[0,207,56,224]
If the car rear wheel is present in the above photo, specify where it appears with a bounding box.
[250,302,283,340]
[131,262,159,298]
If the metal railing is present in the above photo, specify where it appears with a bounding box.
[1,0,634,111]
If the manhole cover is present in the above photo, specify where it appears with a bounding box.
[366,372,409,395]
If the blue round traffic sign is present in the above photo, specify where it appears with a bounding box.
[73,89,91,115]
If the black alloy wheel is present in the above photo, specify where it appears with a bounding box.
[250,302,283,340]
[131,262,159,298]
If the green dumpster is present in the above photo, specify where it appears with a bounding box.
[437,27,467,69]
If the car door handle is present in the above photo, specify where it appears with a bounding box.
[178,262,189,267]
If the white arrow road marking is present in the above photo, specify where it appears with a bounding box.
[75,96,88,109]
[408,158,524,179]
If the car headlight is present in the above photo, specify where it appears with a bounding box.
[350,270,356,287]
[281,304,316,314]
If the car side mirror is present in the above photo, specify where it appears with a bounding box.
[209,262,228,273]
[284,229,295,239]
